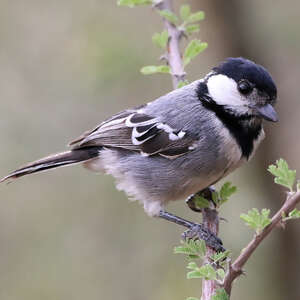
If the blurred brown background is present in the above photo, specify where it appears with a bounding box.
[0,0,299,299]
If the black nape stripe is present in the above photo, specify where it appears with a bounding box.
[196,82,262,159]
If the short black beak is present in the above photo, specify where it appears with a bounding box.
[255,104,278,122]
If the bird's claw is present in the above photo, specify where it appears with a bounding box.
[182,224,225,253]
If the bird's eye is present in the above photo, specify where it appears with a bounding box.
[238,80,253,95]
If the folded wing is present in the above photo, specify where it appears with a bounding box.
[70,110,197,159]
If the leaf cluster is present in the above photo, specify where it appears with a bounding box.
[282,208,300,221]
[213,182,237,208]
[192,182,237,211]
[183,40,207,66]
[240,208,271,234]
[185,261,228,300]
[174,239,206,259]
[186,261,217,280]
[179,5,205,35]
[120,3,207,82]
[158,9,179,24]
[268,158,296,191]
[174,240,230,300]
[241,159,300,232]
[158,5,205,29]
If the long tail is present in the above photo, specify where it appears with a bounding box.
[1,147,101,183]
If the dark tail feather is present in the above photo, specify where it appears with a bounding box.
[1,147,101,183]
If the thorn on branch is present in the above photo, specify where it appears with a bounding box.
[152,0,164,9]
[172,72,186,82]
[159,53,169,62]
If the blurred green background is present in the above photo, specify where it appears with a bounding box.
[0,0,299,299]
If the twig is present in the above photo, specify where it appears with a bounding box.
[154,0,186,88]
[223,191,300,295]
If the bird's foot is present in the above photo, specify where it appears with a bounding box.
[186,186,216,213]
[182,223,225,253]
[158,210,224,252]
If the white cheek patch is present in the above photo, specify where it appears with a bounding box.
[207,74,245,107]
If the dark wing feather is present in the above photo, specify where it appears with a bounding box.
[69,110,134,146]
[70,111,197,159]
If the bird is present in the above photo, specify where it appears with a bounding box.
[1,57,278,251]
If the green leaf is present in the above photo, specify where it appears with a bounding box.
[187,270,203,279]
[183,39,207,66]
[199,264,217,280]
[240,208,272,234]
[187,264,216,280]
[283,208,300,221]
[268,159,296,191]
[152,30,168,48]
[210,250,230,263]
[193,240,206,257]
[180,5,191,21]
[185,24,200,35]
[297,181,300,192]
[212,288,229,300]
[118,0,152,7]
[216,268,226,280]
[140,65,170,75]
[174,240,206,258]
[220,182,237,200]
[218,182,237,206]
[158,10,179,25]
[174,245,197,256]
[289,208,300,219]
[211,182,237,207]
[186,11,205,23]
[187,261,198,270]
[193,195,211,209]
[177,80,189,89]
[212,191,219,204]
[186,297,199,300]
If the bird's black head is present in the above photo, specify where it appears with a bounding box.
[203,57,278,122]
[197,57,278,159]
[214,57,277,101]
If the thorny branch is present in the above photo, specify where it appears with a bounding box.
[223,191,300,296]
[154,0,186,88]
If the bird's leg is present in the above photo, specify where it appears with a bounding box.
[178,186,225,252]
[186,186,216,213]
[158,210,225,252]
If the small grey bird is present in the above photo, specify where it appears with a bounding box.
[1,57,278,251]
